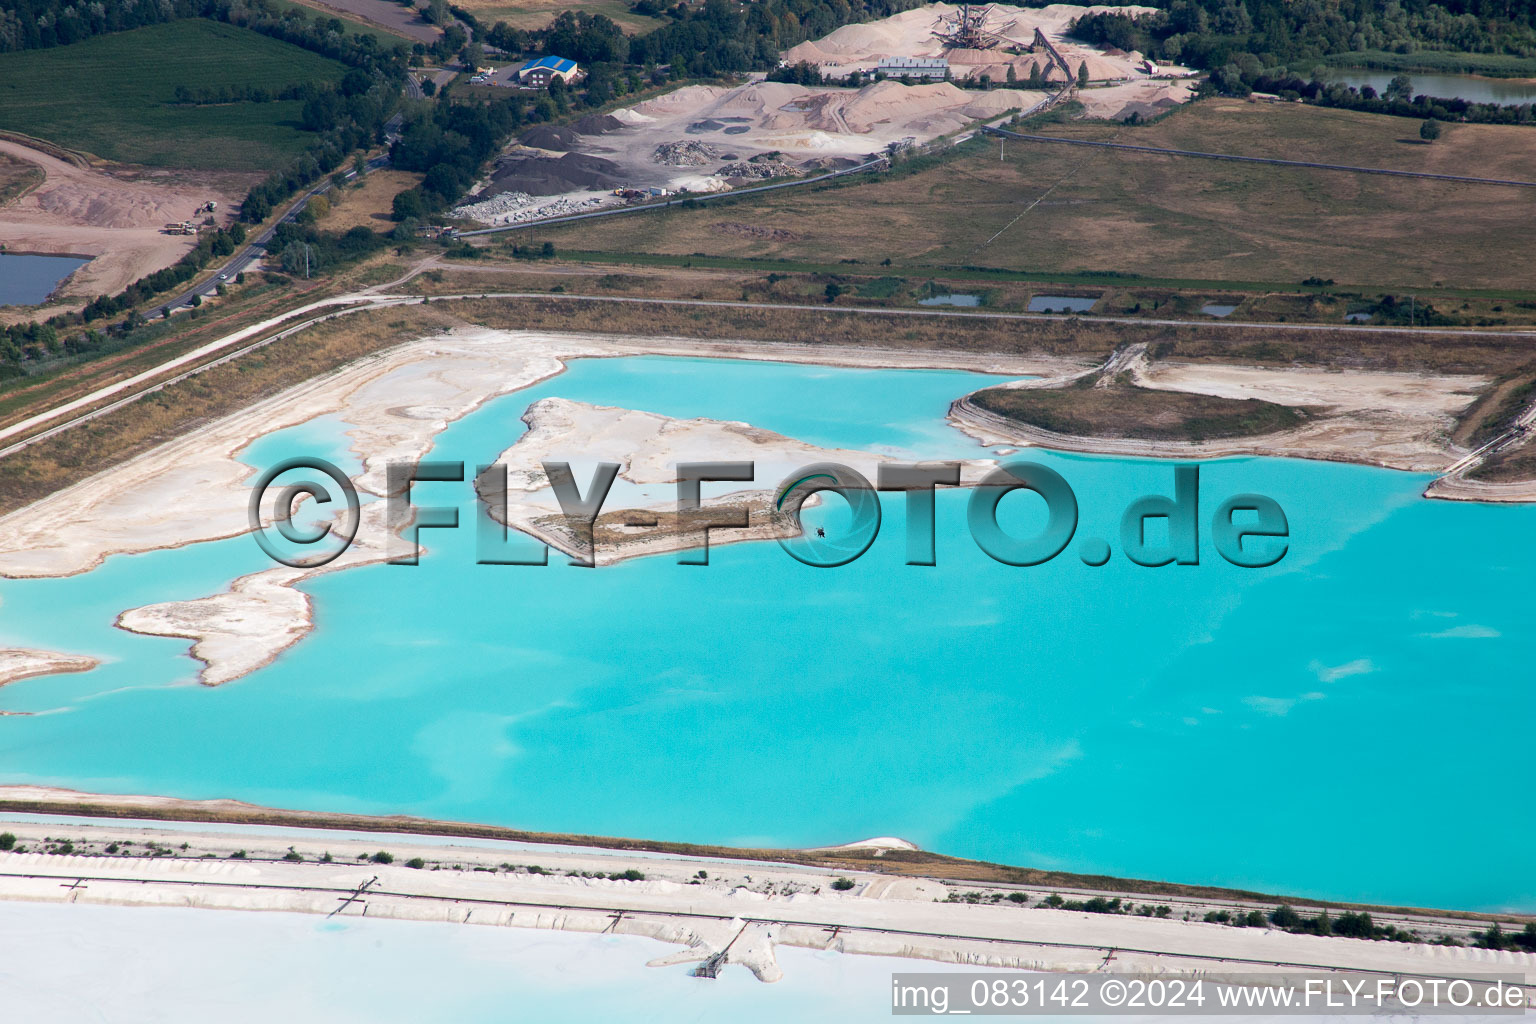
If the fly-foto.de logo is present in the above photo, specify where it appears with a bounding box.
[249,458,1289,570]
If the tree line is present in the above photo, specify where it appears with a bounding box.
[1238,70,1536,126]
[1070,0,1536,78]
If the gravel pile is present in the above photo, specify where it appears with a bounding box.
[519,125,578,150]
[452,190,612,225]
[717,159,799,180]
[451,191,536,220]
[653,140,720,166]
[487,152,628,195]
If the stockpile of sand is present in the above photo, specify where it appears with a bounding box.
[629,80,1048,146]
[1075,78,1197,119]
[782,2,1169,81]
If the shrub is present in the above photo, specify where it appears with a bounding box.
[0,832,14,850]
[283,849,303,862]
[229,850,246,859]
[831,877,856,891]
[406,857,426,869]
[371,851,394,864]
[611,869,645,881]
[1270,905,1302,929]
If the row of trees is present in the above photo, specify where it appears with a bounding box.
[1232,70,1536,126]
[390,93,538,222]
[80,222,247,323]
[1071,0,1536,77]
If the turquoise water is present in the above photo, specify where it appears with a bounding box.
[0,252,89,306]
[1,356,1532,912]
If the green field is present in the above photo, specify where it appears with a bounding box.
[0,19,349,169]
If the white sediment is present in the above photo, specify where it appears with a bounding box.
[0,795,1527,987]
[0,324,1049,686]
[0,648,99,690]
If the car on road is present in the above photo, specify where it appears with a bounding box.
[218,273,228,281]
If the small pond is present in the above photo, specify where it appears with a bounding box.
[1028,295,1096,312]
[0,252,89,306]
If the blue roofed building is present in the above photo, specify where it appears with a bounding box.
[518,55,580,88]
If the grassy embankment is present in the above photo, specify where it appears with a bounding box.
[0,153,45,207]
[1317,50,1536,78]
[532,97,1536,296]
[0,19,350,169]
[970,373,1311,443]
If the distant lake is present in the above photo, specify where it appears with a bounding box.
[0,252,88,306]
[917,293,980,307]
[1328,70,1536,106]
[1028,295,1096,312]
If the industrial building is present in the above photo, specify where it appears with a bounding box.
[518,55,580,87]
[874,56,949,80]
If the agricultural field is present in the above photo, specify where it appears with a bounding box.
[538,97,1536,293]
[455,0,663,34]
[0,19,350,170]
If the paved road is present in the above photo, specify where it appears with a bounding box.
[981,125,1536,188]
[454,156,890,237]
[161,147,395,316]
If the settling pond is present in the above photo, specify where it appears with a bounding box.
[0,355,1530,913]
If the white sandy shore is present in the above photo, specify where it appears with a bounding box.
[0,325,1056,687]
[0,648,98,691]
[485,397,999,565]
[0,797,1528,988]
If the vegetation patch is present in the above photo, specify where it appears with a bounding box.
[0,152,45,206]
[971,376,1310,443]
[0,19,349,169]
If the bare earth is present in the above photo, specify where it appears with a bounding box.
[952,347,1488,475]
[0,139,240,321]
[782,3,1193,83]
